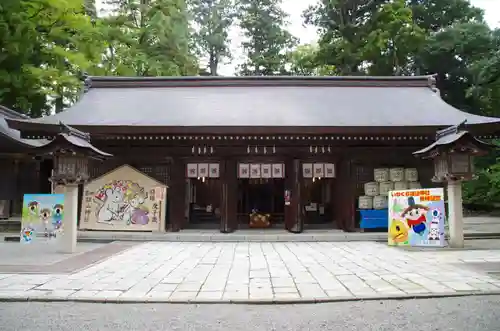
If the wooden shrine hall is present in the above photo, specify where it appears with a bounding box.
[4,75,500,233]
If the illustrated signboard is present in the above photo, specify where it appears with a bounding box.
[80,165,167,231]
[21,194,65,243]
[388,188,446,247]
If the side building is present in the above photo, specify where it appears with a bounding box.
[0,105,49,220]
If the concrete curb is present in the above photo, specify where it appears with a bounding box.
[1,290,500,304]
[5,233,500,243]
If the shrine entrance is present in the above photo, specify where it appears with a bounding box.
[185,162,221,229]
[302,178,335,228]
[301,162,337,229]
[236,162,286,229]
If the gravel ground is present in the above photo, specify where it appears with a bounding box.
[1,295,500,331]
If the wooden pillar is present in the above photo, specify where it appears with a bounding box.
[220,158,238,233]
[168,158,186,232]
[335,157,356,231]
[12,159,20,216]
[284,159,303,233]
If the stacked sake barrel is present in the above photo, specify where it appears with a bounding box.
[358,167,421,210]
[390,167,421,190]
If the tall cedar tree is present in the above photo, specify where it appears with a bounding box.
[102,0,198,76]
[188,0,235,75]
[237,0,296,76]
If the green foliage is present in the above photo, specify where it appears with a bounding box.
[361,0,426,75]
[188,0,235,75]
[0,0,103,116]
[0,0,199,116]
[303,0,385,75]
[287,44,337,76]
[102,0,198,76]
[237,0,297,76]
[416,22,498,114]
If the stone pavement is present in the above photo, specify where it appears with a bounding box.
[1,241,500,303]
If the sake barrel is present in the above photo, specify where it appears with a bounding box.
[373,195,388,210]
[364,182,379,196]
[358,196,373,209]
[389,168,405,182]
[394,181,408,190]
[379,181,394,196]
[374,168,389,182]
[404,168,419,182]
[408,181,422,189]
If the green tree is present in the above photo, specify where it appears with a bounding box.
[467,29,500,117]
[188,0,235,76]
[304,0,384,75]
[416,22,497,114]
[237,0,297,76]
[361,0,425,75]
[287,44,337,75]
[408,0,484,32]
[0,0,103,116]
[304,0,485,75]
[103,0,198,76]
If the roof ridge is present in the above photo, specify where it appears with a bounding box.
[83,74,438,89]
[0,104,30,119]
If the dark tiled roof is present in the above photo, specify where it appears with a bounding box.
[0,105,48,147]
[6,75,500,134]
[414,122,496,156]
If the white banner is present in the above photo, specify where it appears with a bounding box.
[186,163,198,178]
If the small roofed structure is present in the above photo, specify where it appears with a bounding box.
[33,122,112,184]
[413,120,496,182]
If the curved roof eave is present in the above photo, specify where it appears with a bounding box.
[0,106,49,148]
[4,75,500,136]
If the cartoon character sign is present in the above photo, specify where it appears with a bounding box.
[401,197,429,236]
[79,165,167,231]
[21,228,34,243]
[389,219,409,244]
[21,194,65,242]
[94,180,150,225]
[388,188,446,247]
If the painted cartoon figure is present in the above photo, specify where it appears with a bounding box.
[389,219,409,243]
[26,201,39,222]
[21,227,34,243]
[427,209,442,241]
[52,204,64,230]
[97,187,124,222]
[120,184,148,225]
[39,207,53,236]
[401,197,429,236]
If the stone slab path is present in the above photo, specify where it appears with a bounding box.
[1,242,500,303]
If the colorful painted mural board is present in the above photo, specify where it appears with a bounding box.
[388,188,446,247]
[20,194,65,243]
[80,165,167,231]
